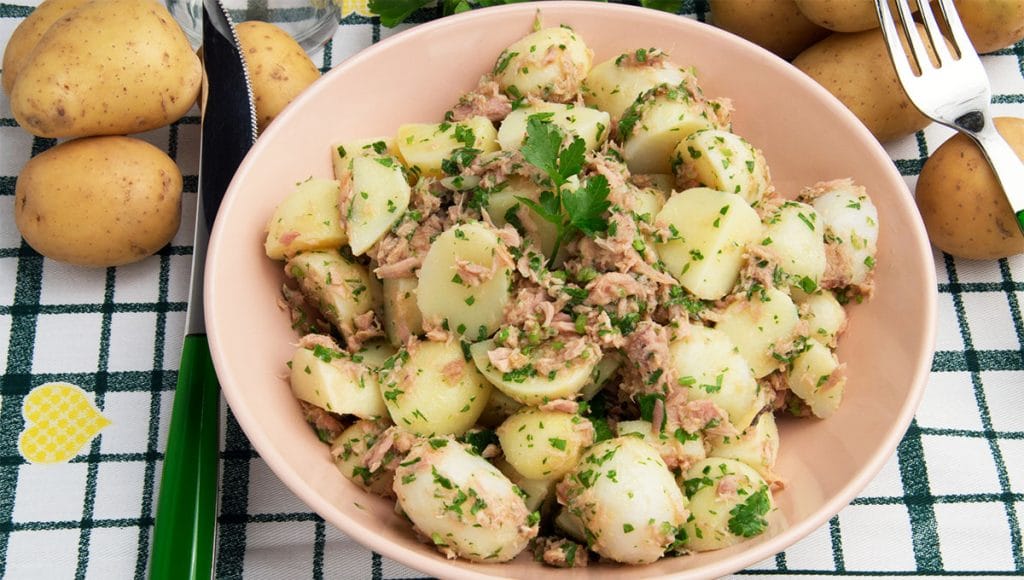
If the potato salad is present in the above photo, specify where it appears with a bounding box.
[263,22,879,568]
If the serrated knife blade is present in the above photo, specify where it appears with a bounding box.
[150,1,257,578]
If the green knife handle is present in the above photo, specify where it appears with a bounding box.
[1017,211,1024,235]
[150,333,221,580]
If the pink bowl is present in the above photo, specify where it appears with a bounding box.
[206,3,937,577]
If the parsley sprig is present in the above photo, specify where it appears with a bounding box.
[515,115,610,267]
[365,1,681,28]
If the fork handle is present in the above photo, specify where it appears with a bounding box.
[968,117,1024,235]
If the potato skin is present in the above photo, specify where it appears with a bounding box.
[15,136,183,267]
[710,0,829,60]
[793,28,931,142]
[1,0,92,96]
[236,21,321,133]
[915,117,1024,260]
[794,0,880,33]
[952,0,1024,53]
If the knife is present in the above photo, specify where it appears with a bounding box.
[150,2,257,579]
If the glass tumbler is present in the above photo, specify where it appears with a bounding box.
[167,0,340,54]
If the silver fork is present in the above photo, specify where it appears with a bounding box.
[875,0,1024,235]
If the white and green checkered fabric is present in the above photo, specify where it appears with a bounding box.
[1,1,1022,578]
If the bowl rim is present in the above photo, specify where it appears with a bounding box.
[206,2,938,577]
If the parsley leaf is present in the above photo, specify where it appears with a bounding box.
[367,0,431,27]
[516,115,610,266]
[727,485,771,538]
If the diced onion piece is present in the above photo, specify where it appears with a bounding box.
[417,222,512,339]
[394,437,537,562]
[560,437,689,564]
[715,286,801,378]
[347,155,411,256]
[378,340,492,436]
[264,178,345,260]
[655,187,762,300]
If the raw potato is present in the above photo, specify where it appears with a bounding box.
[9,0,202,138]
[793,0,880,32]
[236,20,321,133]
[1,0,92,95]
[264,178,345,260]
[916,117,1024,259]
[793,26,935,142]
[709,0,829,59]
[950,0,1024,53]
[15,136,182,267]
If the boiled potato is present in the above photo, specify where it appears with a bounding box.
[417,222,513,338]
[793,0,880,32]
[497,104,610,153]
[15,136,182,267]
[916,117,1024,259]
[285,250,382,341]
[331,419,396,497]
[493,457,554,513]
[264,178,345,260]
[496,407,593,480]
[397,116,499,178]
[949,0,1024,53]
[10,0,201,138]
[797,290,848,347]
[493,26,592,102]
[673,129,771,206]
[809,180,879,287]
[709,412,780,482]
[715,286,802,378]
[236,20,321,133]
[393,437,537,562]
[680,458,774,552]
[761,200,827,288]
[470,339,601,405]
[793,26,936,142]
[1,0,92,96]
[382,277,424,346]
[620,84,728,174]
[331,137,396,183]
[618,419,707,471]
[290,341,386,420]
[559,437,689,564]
[347,155,411,256]
[378,340,492,436]
[582,49,690,120]
[485,176,561,258]
[787,339,846,418]
[668,325,764,432]
[655,188,762,300]
[709,0,829,59]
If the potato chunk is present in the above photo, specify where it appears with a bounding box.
[265,178,346,260]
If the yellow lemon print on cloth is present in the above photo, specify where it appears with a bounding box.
[18,382,111,464]
[336,0,372,17]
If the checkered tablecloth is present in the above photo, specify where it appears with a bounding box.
[1,0,1023,578]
